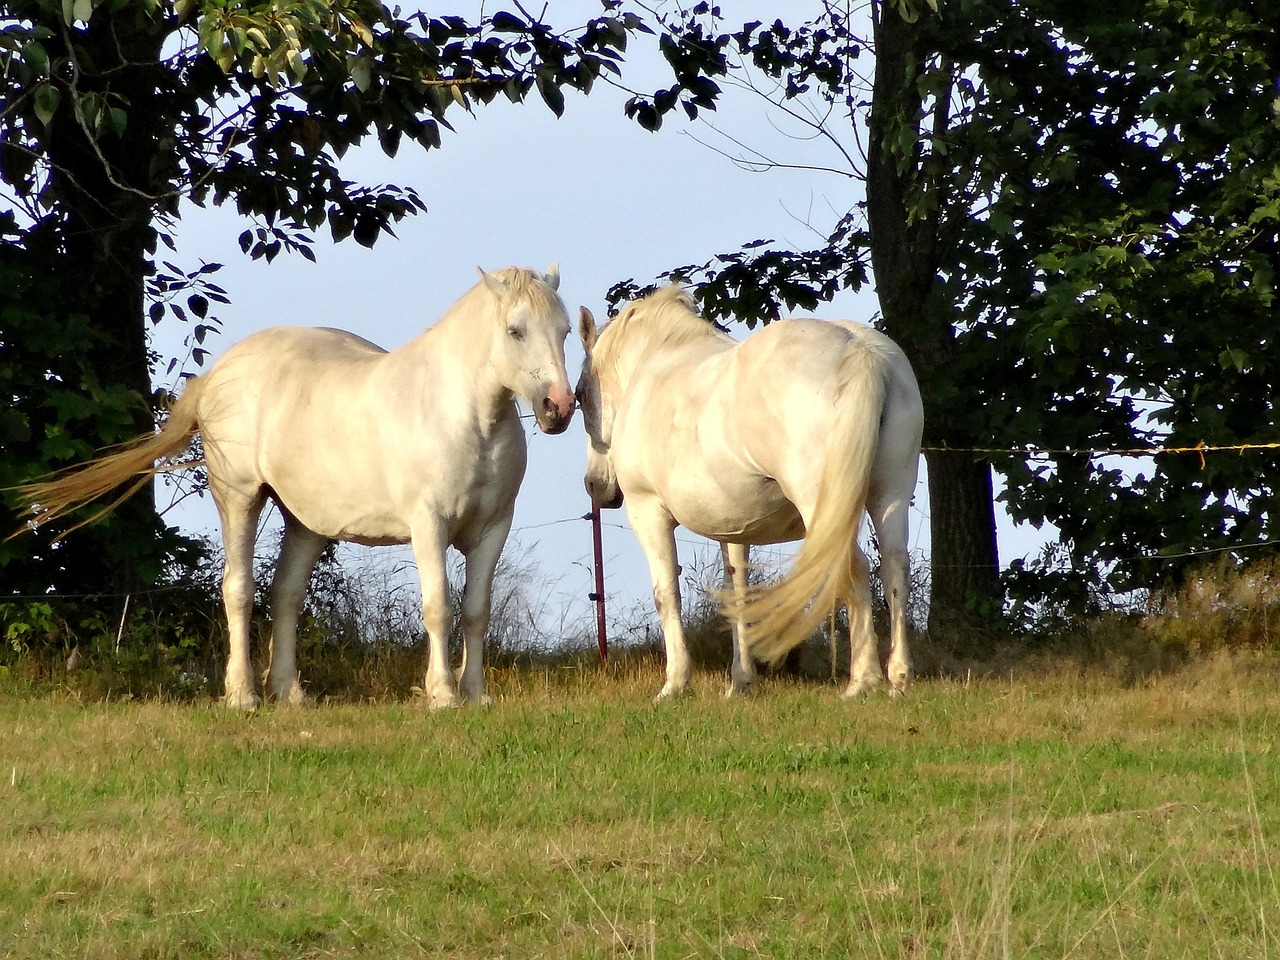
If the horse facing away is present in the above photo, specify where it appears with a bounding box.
[18,266,575,709]
[576,286,923,699]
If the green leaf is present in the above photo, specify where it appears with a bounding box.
[536,73,565,117]
[350,57,372,93]
[287,47,307,82]
[79,93,100,129]
[490,11,526,33]
[1218,347,1250,373]
[329,210,354,243]
[348,17,373,46]
[106,107,127,136]
[23,41,48,77]
[33,83,60,126]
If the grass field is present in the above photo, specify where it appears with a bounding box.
[4,653,1280,959]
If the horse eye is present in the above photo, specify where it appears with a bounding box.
[507,326,524,341]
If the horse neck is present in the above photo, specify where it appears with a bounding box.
[402,291,514,421]
[608,344,646,395]
[609,321,719,394]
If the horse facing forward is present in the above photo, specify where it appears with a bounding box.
[576,286,923,699]
[18,266,575,709]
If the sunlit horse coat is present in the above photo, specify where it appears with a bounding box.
[577,287,923,698]
[20,266,576,709]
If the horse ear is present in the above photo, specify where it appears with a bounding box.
[477,267,507,298]
[543,263,560,291]
[578,306,597,351]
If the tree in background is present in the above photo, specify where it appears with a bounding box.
[0,0,646,598]
[952,1,1280,614]
[4,0,1277,650]
[614,0,1280,633]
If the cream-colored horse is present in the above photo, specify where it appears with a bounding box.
[576,286,923,699]
[20,266,575,709]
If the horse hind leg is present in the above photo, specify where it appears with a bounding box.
[216,485,267,710]
[880,541,912,698]
[843,544,885,699]
[868,488,914,698]
[266,517,329,705]
[721,542,756,698]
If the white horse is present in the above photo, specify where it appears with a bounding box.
[576,286,923,699]
[20,266,575,709]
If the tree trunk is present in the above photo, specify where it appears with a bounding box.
[867,0,1001,639]
[34,12,174,595]
[924,450,1000,634]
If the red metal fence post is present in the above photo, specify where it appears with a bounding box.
[589,503,607,663]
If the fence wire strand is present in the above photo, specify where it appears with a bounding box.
[923,440,1280,469]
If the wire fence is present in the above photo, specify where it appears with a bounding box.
[921,440,1280,468]
[10,438,1280,605]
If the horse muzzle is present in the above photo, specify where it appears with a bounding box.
[584,475,624,510]
[535,384,576,435]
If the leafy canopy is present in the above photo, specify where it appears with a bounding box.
[0,0,660,597]
[609,0,1280,607]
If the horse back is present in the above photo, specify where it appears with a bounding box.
[614,320,890,538]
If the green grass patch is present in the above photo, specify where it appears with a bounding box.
[4,653,1280,958]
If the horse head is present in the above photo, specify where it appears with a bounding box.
[575,306,624,509]
[478,264,576,434]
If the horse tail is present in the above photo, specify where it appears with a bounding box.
[11,377,207,540]
[733,338,891,664]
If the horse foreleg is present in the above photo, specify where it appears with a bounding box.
[843,545,885,699]
[412,525,460,709]
[721,542,755,697]
[266,518,328,705]
[214,486,266,710]
[628,499,689,699]
[457,520,511,706]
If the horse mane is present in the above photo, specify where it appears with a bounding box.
[488,267,561,312]
[446,266,564,324]
[595,286,730,386]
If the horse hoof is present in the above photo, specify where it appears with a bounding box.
[269,679,309,706]
[654,684,687,702]
[841,676,882,700]
[280,687,311,707]
[224,689,261,711]
[724,682,753,699]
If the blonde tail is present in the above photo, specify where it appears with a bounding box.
[11,377,207,540]
[732,344,889,664]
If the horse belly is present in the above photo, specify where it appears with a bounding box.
[265,441,521,548]
[291,498,413,546]
[666,475,805,545]
[261,467,412,543]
